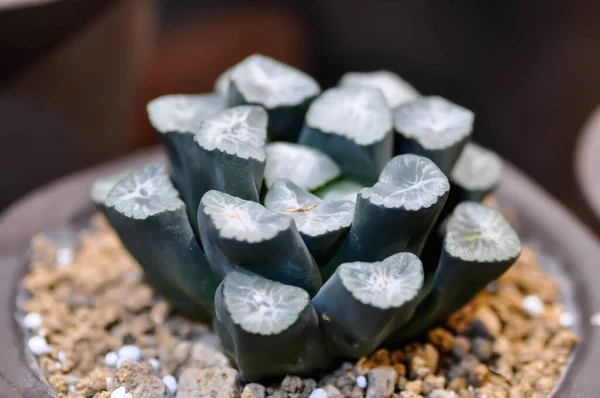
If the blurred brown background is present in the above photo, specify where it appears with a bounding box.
[1,0,600,233]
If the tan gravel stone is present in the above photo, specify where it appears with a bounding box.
[22,214,578,398]
[366,367,397,398]
[427,328,455,353]
[177,367,239,398]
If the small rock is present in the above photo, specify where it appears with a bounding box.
[110,386,132,398]
[282,375,303,393]
[242,383,266,398]
[451,336,471,359]
[302,379,318,394]
[446,376,466,391]
[589,312,600,327]
[427,328,455,353]
[114,361,166,398]
[308,388,327,398]
[371,349,392,366]
[151,301,170,325]
[398,392,422,398]
[28,335,50,356]
[157,329,191,374]
[547,330,579,349]
[123,285,154,312]
[55,247,74,265]
[24,312,43,330]
[508,386,526,398]
[323,384,342,397]
[75,368,113,398]
[535,377,555,395]
[48,374,69,397]
[394,363,407,377]
[118,345,141,362]
[189,341,230,369]
[428,389,454,398]
[471,337,494,362]
[521,295,544,317]
[105,351,119,367]
[149,358,160,371]
[466,364,489,387]
[177,367,239,398]
[356,375,368,389]
[404,380,423,394]
[422,344,439,373]
[163,374,178,394]
[131,315,155,336]
[421,375,445,396]
[471,307,501,338]
[559,311,575,328]
[366,367,397,398]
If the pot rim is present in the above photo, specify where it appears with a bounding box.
[0,147,598,397]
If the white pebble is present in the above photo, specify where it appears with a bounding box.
[23,313,43,330]
[65,375,79,385]
[28,335,50,356]
[162,374,178,394]
[308,388,328,398]
[110,386,126,398]
[559,311,575,328]
[522,295,544,317]
[105,351,119,367]
[55,247,74,266]
[106,377,112,386]
[148,358,160,371]
[356,375,367,388]
[58,351,66,363]
[590,312,600,327]
[118,345,141,361]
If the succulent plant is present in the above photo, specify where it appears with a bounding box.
[93,54,522,382]
[393,95,474,174]
[338,70,420,108]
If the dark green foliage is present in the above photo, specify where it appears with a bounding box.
[313,253,423,357]
[94,54,522,382]
[264,179,354,266]
[299,86,393,185]
[146,94,226,227]
[322,154,449,279]
[393,96,474,174]
[214,270,332,381]
[338,70,420,108]
[102,163,219,321]
[263,142,341,192]
[221,54,321,142]
[197,190,323,296]
[388,202,522,344]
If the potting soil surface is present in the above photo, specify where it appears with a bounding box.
[20,213,578,398]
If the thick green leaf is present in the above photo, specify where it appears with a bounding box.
[299,86,393,184]
[214,270,331,381]
[394,96,473,174]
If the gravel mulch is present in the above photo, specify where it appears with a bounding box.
[20,214,578,398]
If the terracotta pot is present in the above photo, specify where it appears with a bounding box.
[0,148,599,396]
